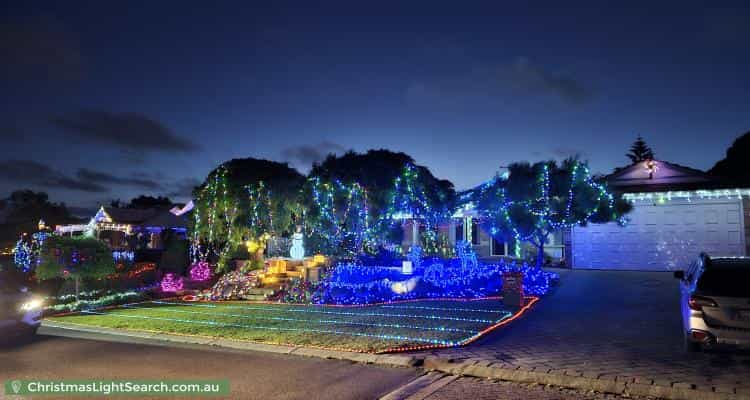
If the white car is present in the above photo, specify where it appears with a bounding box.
[674,254,750,351]
[0,274,43,341]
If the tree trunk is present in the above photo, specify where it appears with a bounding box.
[536,243,545,268]
[535,234,548,268]
[75,276,80,302]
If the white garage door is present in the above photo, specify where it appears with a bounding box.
[572,199,746,271]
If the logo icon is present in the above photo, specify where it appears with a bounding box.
[11,380,22,394]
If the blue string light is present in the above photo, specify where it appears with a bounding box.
[120,302,483,334]
[151,300,500,323]
[80,309,471,346]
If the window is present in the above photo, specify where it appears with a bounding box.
[471,219,479,245]
[455,220,464,242]
[491,237,506,256]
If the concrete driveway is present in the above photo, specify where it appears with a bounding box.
[420,269,750,396]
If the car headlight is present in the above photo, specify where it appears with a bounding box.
[20,298,43,312]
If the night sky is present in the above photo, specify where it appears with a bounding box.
[2,1,749,211]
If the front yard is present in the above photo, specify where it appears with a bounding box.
[48,298,537,353]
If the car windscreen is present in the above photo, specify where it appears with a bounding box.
[697,268,750,297]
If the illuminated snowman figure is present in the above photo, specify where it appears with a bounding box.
[289,226,305,260]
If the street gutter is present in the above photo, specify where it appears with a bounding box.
[42,321,750,400]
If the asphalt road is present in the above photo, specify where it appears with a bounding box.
[0,327,418,400]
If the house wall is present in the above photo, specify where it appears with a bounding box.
[475,228,492,257]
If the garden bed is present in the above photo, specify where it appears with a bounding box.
[48,297,537,353]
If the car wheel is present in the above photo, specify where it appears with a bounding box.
[684,336,702,352]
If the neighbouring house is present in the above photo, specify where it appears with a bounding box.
[571,160,749,270]
[55,206,188,252]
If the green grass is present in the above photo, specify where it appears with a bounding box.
[49,299,517,352]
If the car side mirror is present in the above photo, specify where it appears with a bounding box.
[673,271,685,280]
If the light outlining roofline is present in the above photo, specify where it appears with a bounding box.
[623,188,750,203]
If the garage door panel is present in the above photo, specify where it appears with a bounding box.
[573,199,746,271]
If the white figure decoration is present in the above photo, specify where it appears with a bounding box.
[290,226,305,260]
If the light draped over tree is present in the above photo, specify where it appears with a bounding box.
[477,159,632,267]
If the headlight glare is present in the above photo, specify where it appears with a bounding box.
[20,298,43,311]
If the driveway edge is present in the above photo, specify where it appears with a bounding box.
[422,357,750,400]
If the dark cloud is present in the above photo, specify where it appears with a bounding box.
[166,177,201,199]
[496,57,591,104]
[280,141,347,167]
[76,168,162,190]
[0,17,83,81]
[406,57,592,107]
[0,160,107,192]
[50,110,200,153]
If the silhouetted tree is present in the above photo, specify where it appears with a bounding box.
[626,135,655,164]
[0,190,78,246]
[126,195,173,209]
[709,131,750,185]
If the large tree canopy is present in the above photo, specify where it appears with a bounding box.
[709,131,750,185]
[191,158,305,269]
[477,159,632,266]
[310,149,455,224]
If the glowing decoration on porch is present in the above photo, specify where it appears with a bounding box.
[160,273,184,292]
[189,261,213,281]
[290,226,305,260]
[401,260,413,275]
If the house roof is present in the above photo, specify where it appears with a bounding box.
[101,207,158,224]
[605,160,728,193]
[98,207,187,229]
[142,211,188,229]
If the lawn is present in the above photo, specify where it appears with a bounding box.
[49,298,537,353]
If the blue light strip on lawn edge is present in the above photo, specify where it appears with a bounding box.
[149,300,500,323]
[379,304,508,313]
[79,310,458,345]
[120,303,478,334]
